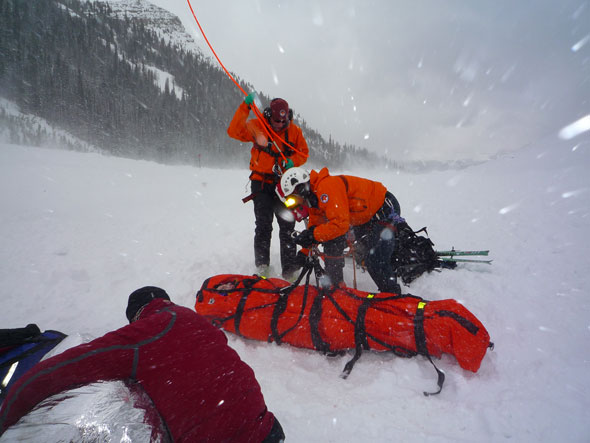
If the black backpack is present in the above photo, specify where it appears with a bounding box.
[392,223,455,285]
[0,324,66,402]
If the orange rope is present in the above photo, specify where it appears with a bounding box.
[185,1,244,95]
[185,0,308,161]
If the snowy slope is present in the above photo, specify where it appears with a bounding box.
[106,0,203,55]
[1,138,589,442]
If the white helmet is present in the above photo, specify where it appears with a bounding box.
[276,167,310,199]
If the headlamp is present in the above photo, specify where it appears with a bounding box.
[285,196,299,208]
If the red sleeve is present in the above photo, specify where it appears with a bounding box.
[0,328,136,433]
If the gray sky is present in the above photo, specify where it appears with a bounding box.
[149,0,590,162]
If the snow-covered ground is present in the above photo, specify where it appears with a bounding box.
[1,138,589,442]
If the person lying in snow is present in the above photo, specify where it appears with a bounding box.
[0,287,285,443]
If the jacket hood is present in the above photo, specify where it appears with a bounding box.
[310,167,330,188]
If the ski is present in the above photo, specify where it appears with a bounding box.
[439,257,493,264]
[436,250,489,257]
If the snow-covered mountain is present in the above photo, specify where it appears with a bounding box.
[106,0,201,54]
[1,0,386,170]
[1,131,588,441]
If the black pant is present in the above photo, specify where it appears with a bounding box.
[322,236,347,286]
[322,229,397,291]
[354,191,402,292]
[322,229,399,293]
[354,220,399,292]
[251,180,297,275]
[321,192,401,291]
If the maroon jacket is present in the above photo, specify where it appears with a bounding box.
[0,299,275,442]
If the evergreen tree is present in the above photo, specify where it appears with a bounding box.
[0,0,394,170]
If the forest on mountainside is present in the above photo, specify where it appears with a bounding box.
[0,0,389,169]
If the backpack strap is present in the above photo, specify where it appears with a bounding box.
[282,130,295,156]
[436,310,479,335]
[205,276,267,331]
[269,271,311,345]
[337,175,349,192]
[269,262,319,344]
[255,142,282,158]
[233,291,251,338]
[233,276,280,337]
[339,292,421,378]
[341,294,373,378]
[414,301,445,396]
[308,288,333,354]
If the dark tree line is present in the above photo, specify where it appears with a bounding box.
[0,0,393,169]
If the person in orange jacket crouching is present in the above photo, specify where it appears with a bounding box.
[277,167,404,293]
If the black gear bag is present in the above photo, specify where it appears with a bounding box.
[0,324,66,402]
[392,223,456,285]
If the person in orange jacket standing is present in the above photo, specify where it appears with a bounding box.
[277,167,403,293]
[228,94,309,280]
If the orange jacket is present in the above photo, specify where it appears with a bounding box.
[227,102,309,183]
[308,167,388,242]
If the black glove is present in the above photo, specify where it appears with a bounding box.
[294,228,316,247]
